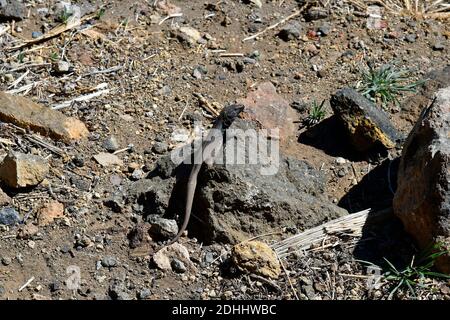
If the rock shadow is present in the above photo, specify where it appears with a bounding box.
[298,116,388,162]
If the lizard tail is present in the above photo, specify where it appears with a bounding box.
[166,171,198,245]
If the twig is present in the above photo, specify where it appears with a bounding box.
[18,277,35,292]
[5,81,42,95]
[78,65,123,78]
[276,251,299,300]
[52,87,110,110]
[193,93,221,117]
[7,12,98,51]
[113,146,132,155]
[6,63,51,73]
[249,274,282,292]
[159,13,183,25]
[7,70,29,89]
[219,53,245,57]
[242,8,303,42]
[178,102,189,121]
[25,134,65,157]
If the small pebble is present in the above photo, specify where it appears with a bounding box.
[101,256,118,268]
[171,258,187,274]
[102,136,120,152]
[32,31,43,38]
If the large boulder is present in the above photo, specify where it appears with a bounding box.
[128,119,347,244]
[0,0,26,21]
[393,87,450,273]
[330,88,402,152]
[398,65,450,131]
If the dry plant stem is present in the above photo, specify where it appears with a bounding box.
[272,208,394,258]
[249,274,282,292]
[193,93,221,117]
[25,134,65,157]
[7,13,98,51]
[242,6,306,42]
[276,251,300,300]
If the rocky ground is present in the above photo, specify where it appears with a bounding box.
[0,0,449,300]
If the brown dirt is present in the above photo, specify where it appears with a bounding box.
[0,0,449,300]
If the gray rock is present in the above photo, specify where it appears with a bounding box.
[102,136,119,152]
[432,42,445,51]
[1,256,12,266]
[148,215,178,240]
[0,0,26,21]
[137,288,151,300]
[393,86,450,274]
[53,60,71,74]
[127,175,175,216]
[103,193,124,213]
[249,50,260,60]
[93,153,123,167]
[31,31,43,39]
[278,22,302,41]
[305,7,328,21]
[318,23,332,36]
[101,256,118,268]
[0,207,20,226]
[405,34,416,43]
[70,176,90,192]
[330,88,402,152]
[182,119,347,243]
[171,258,187,273]
[157,85,171,96]
[302,285,317,300]
[152,142,168,154]
[128,121,346,245]
[192,68,202,79]
[72,155,84,167]
[243,57,257,65]
[0,284,4,297]
[131,169,145,181]
[108,280,130,300]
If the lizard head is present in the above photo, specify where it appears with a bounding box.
[220,104,245,128]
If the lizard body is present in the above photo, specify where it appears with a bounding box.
[167,104,244,245]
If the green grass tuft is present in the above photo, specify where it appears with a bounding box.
[357,64,424,109]
[303,100,327,127]
[359,242,450,299]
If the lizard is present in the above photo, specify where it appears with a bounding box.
[166,104,245,245]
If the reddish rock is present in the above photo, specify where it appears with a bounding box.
[237,82,297,146]
[37,201,64,226]
[393,86,450,273]
[0,91,89,143]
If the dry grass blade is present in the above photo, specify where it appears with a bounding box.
[372,0,450,19]
[7,12,98,51]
